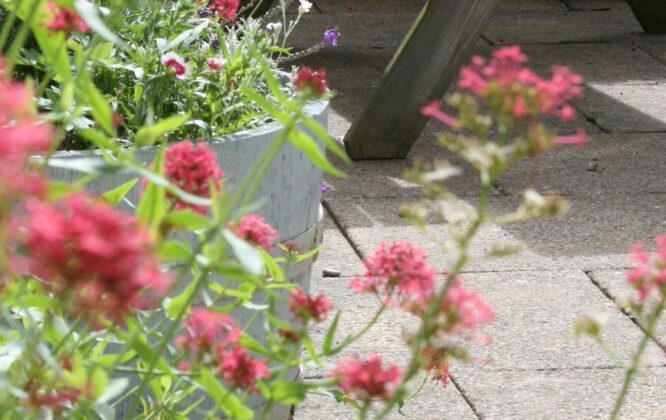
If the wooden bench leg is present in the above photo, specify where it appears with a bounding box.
[342,0,499,160]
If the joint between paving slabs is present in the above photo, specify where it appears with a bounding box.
[322,199,366,261]
[450,376,484,420]
[584,270,666,356]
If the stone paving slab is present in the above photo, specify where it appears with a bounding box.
[295,379,477,420]
[498,133,666,195]
[312,216,364,277]
[482,3,642,45]
[323,196,634,272]
[575,83,666,133]
[590,269,666,345]
[454,367,666,420]
[520,43,666,84]
[456,270,665,372]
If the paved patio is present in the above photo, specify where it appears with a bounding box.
[288,0,666,418]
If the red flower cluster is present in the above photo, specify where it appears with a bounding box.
[627,235,666,302]
[350,241,436,306]
[175,309,240,360]
[218,346,269,393]
[458,45,583,122]
[288,288,332,323]
[0,61,53,208]
[437,277,496,334]
[294,67,329,99]
[209,0,240,23]
[329,354,402,401]
[44,1,90,34]
[17,194,169,323]
[175,309,269,392]
[230,214,278,251]
[164,141,223,214]
[422,347,452,387]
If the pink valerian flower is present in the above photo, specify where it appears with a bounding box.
[555,129,587,147]
[163,141,223,213]
[626,235,666,301]
[0,60,54,209]
[44,1,90,34]
[15,194,169,323]
[436,277,495,334]
[218,346,270,393]
[422,347,451,387]
[421,100,462,130]
[288,288,333,323]
[207,57,226,72]
[294,67,329,99]
[161,53,191,79]
[457,46,584,122]
[175,309,240,362]
[350,241,436,306]
[209,0,240,23]
[230,214,278,251]
[329,354,403,401]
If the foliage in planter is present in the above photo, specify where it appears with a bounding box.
[8,0,331,149]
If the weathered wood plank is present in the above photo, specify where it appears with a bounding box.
[343,0,500,160]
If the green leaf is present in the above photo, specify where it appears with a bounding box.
[289,129,345,177]
[74,0,126,49]
[239,334,269,356]
[102,179,138,206]
[167,21,209,50]
[159,240,192,262]
[294,247,321,263]
[135,114,190,146]
[97,378,128,404]
[323,311,340,356]
[47,181,82,200]
[259,249,285,283]
[45,157,124,175]
[268,380,309,405]
[222,229,263,276]
[197,368,254,420]
[166,279,197,320]
[302,117,351,165]
[137,149,167,233]
[83,77,114,135]
[164,210,212,231]
[302,336,322,366]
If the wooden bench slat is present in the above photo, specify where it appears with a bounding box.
[343,0,500,160]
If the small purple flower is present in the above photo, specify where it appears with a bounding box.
[323,28,340,47]
[321,182,330,195]
[198,7,212,18]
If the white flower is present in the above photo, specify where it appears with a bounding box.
[298,0,312,14]
[266,22,282,32]
[161,52,191,79]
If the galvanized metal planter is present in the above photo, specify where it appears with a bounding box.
[47,100,329,418]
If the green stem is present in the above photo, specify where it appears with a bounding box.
[610,295,666,420]
[0,0,21,52]
[376,178,495,419]
[4,0,39,74]
[327,304,387,356]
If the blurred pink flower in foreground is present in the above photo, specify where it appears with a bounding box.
[230,214,278,251]
[16,194,169,323]
[627,235,666,302]
[329,354,402,401]
[289,287,333,323]
[350,241,436,306]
